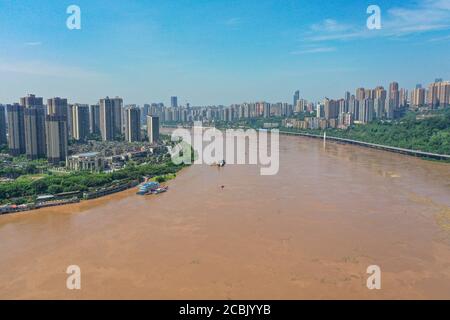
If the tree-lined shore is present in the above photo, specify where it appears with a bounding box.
[215,109,450,156]
[304,110,450,155]
[0,159,184,205]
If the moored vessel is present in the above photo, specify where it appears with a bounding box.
[136,181,160,195]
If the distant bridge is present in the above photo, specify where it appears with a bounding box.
[279,130,450,161]
[160,124,450,161]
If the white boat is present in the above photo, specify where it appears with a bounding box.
[151,186,169,194]
[137,181,160,195]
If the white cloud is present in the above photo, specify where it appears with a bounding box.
[290,47,336,55]
[385,1,450,34]
[224,17,242,27]
[310,19,352,33]
[303,0,450,42]
[428,34,450,41]
[24,42,42,46]
[426,0,450,10]
[0,60,102,78]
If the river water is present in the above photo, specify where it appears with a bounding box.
[1,132,450,299]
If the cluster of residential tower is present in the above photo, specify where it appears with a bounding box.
[0,96,160,164]
[0,79,448,166]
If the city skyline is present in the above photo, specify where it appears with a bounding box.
[2,77,448,164]
[1,77,447,108]
[0,0,449,105]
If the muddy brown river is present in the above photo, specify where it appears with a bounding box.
[1,133,450,299]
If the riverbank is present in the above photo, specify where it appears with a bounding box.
[0,172,184,217]
[0,180,138,215]
[0,163,186,216]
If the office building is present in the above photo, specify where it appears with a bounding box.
[124,106,141,142]
[142,104,150,124]
[344,91,351,103]
[263,103,271,118]
[47,97,69,146]
[359,98,374,124]
[356,88,365,101]
[374,86,387,100]
[67,104,74,139]
[0,105,7,145]
[389,82,400,110]
[20,94,43,109]
[400,88,408,107]
[338,99,347,114]
[22,95,46,160]
[99,97,123,141]
[171,96,178,108]
[374,98,385,119]
[24,107,46,159]
[6,104,26,156]
[71,104,90,141]
[365,88,375,100]
[47,97,68,118]
[45,115,68,164]
[89,104,101,135]
[293,90,300,109]
[324,98,339,120]
[147,116,159,143]
[316,103,324,118]
[428,80,450,108]
[411,87,426,107]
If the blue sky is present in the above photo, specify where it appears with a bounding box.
[0,0,449,106]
